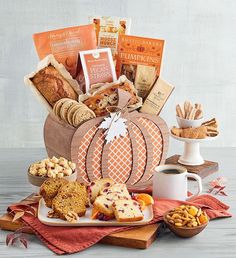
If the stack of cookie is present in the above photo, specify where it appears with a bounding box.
[53,98,96,127]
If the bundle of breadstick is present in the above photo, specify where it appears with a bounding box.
[171,118,219,139]
[176,100,203,120]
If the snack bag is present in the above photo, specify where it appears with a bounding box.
[89,16,131,59]
[116,35,165,97]
[79,48,117,92]
[33,25,97,78]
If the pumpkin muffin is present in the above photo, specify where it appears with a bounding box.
[39,178,68,208]
[52,192,86,222]
[58,181,89,207]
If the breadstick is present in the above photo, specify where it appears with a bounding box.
[194,109,203,120]
[195,103,202,110]
[186,105,193,119]
[176,104,185,118]
[188,108,196,120]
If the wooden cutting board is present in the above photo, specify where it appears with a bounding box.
[0,194,161,249]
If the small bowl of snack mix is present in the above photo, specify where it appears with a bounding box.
[28,156,77,187]
[164,205,209,238]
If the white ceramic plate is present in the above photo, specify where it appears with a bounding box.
[38,198,153,227]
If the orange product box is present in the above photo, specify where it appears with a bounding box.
[33,24,97,78]
[116,35,165,81]
[89,16,131,59]
[79,48,117,92]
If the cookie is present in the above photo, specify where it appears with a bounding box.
[53,98,70,119]
[72,107,95,127]
[66,103,81,125]
[60,99,78,122]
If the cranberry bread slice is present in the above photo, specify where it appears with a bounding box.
[100,183,130,198]
[113,199,144,222]
[93,192,129,217]
[87,178,115,203]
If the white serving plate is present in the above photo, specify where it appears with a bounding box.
[38,198,153,227]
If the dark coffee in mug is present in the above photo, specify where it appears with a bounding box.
[161,169,183,174]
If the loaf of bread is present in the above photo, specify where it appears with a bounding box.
[31,65,78,107]
[113,199,144,222]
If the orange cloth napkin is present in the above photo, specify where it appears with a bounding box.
[8,194,231,255]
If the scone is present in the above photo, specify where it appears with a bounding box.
[39,178,68,208]
[30,65,78,107]
[83,81,139,116]
[93,192,129,217]
[87,178,115,203]
[52,192,86,222]
[58,181,89,207]
[113,199,144,222]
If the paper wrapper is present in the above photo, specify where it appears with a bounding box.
[24,54,82,113]
[79,75,142,112]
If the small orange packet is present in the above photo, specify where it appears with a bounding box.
[33,24,97,78]
[79,48,117,92]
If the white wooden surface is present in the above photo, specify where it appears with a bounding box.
[0,0,235,147]
[0,148,235,257]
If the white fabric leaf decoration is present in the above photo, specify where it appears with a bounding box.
[99,112,127,144]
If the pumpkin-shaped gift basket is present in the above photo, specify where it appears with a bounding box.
[44,90,169,190]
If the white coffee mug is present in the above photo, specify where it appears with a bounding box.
[152,164,202,200]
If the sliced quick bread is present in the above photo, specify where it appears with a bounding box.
[93,192,130,217]
[113,199,144,222]
[100,183,130,198]
[87,178,115,203]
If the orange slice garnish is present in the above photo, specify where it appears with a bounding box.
[137,199,146,211]
[91,207,99,220]
[136,193,154,206]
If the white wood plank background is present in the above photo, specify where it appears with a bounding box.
[0,0,235,147]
